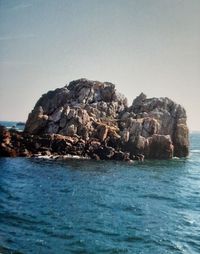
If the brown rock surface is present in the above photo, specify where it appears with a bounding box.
[119,92,189,158]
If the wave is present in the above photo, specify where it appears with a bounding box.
[190,149,200,153]
[139,193,176,203]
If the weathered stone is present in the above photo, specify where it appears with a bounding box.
[49,107,63,122]
[120,93,189,158]
[4,78,187,160]
[146,134,174,159]
[97,125,108,142]
[112,151,130,161]
[173,123,189,157]
[59,115,67,128]
[24,106,48,134]
[95,146,115,160]
[25,79,127,142]
[141,117,160,138]
[121,129,130,143]
[46,122,59,134]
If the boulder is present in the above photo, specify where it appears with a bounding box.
[24,106,48,134]
[97,124,108,142]
[146,134,174,159]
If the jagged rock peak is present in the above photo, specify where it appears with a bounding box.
[25,79,128,136]
[132,92,147,106]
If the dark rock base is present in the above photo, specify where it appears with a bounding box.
[0,126,148,162]
[1,125,189,161]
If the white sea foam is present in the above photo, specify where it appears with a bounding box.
[61,155,90,160]
[36,155,52,160]
[190,149,200,153]
[36,154,91,160]
[172,157,180,160]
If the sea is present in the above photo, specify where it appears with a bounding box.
[0,121,200,254]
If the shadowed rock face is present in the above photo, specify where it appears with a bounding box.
[24,78,189,159]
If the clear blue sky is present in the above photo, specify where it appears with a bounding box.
[0,0,199,130]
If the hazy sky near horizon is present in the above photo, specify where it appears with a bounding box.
[0,0,200,130]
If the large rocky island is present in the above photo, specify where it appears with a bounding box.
[0,79,189,160]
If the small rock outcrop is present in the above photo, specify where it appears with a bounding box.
[119,92,189,158]
[1,78,189,159]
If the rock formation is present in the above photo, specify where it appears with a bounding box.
[1,79,189,159]
[119,92,189,158]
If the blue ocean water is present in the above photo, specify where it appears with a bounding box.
[0,122,200,253]
[0,121,25,132]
